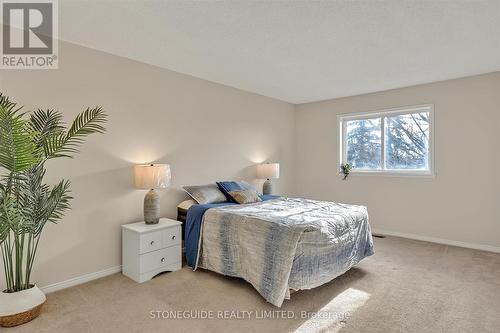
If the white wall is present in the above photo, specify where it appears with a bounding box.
[1,39,498,291]
[0,41,295,289]
[295,72,500,249]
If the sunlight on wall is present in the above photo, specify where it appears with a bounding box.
[294,288,371,333]
[119,148,168,165]
[245,146,276,164]
[102,140,177,166]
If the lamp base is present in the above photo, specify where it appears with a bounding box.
[262,179,272,195]
[144,189,160,224]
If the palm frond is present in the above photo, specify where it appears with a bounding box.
[0,217,7,244]
[30,109,65,151]
[0,193,24,235]
[0,185,8,244]
[43,107,107,158]
[16,164,46,232]
[0,101,41,172]
[0,93,19,113]
[32,180,72,237]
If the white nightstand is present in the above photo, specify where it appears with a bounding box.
[121,218,182,283]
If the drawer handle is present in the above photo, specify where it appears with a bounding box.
[161,257,165,263]
[150,241,155,246]
[171,235,176,240]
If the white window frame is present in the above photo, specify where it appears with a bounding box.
[338,104,435,177]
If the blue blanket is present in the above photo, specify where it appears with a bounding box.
[185,195,278,269]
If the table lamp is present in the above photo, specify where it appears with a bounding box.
[257,163,279,195]
[134,164,171,224]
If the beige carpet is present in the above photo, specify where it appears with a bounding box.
[8,236,500,333]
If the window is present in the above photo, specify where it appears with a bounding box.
[338,105,434,176]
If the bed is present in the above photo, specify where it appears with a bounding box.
[184,196,374,307]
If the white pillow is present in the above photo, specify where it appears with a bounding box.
[182,184,227,204]
[178,199,197,211]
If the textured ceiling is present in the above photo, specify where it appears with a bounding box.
[59,1,500,103]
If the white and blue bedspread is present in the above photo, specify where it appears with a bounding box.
[190,197,374,307]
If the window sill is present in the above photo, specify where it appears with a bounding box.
[341,170,436,178]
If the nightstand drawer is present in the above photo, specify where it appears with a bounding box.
[140,231,163,254]
[163,226,181,248]
[140,245,181,273]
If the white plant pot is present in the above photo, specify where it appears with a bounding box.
[0,285,46,327]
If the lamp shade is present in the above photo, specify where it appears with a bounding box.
[134,164,171,189]
[257,163,280,179]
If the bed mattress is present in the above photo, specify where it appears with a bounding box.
[188,197,374,307]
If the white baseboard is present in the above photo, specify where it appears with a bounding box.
[373,228,500,254]
[41,265,122,294]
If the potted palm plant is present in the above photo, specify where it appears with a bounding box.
[0,93,107,327]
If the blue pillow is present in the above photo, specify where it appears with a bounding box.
[217,181,258,203]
